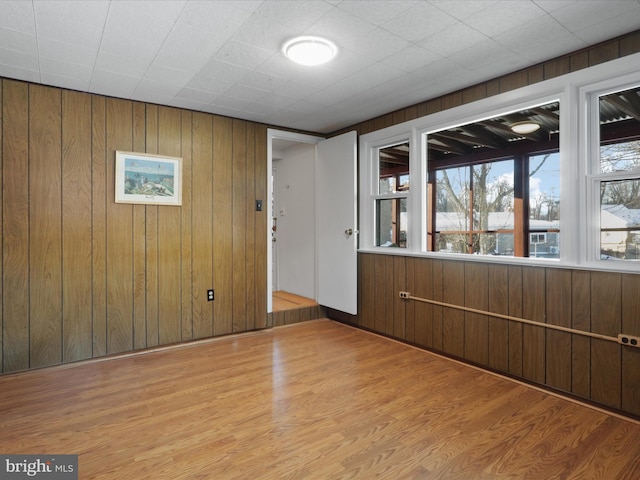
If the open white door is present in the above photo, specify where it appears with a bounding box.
[316,131,358,315]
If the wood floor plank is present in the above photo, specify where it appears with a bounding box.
[0,320,638,479]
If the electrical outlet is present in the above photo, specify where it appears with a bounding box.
[399,291,410,299]
[207,289,214,301]
[618,334,640,348]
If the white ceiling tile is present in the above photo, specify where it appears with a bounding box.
[336,0,416,26]
[133,79,181,102]
[271,81,320,100]
[238,70,287,92]
[494,14,571,54]
[304,7,377,49]
[32,1,110,27]
[0,46,38,70]
[38,37,97,67]
[306,81,360,106]
[0,27,37,55]
[338,27,411,61]
[35,15,103,52]
[40,57,92,80]
[448,38,519,72]
[185,75,234,96]
[0,1,36,33]
[412,57,472,82]
[382,2,458,43]
[144,65,193,89]
[198,59,252,84]
[420,23,489,57]
[231,14,298,53]
[321,48,376,76]
[89,69,141,98]
[516,33,585,65]
[167,97,210,112]
[41,71,90,91]
[95,51,151,78]
[178,0,252,32]
[380,45,442,73]
[258,55,345,89]
[461,1,547,37]
[0,63,40,82]
[533,1,580,14]
[175,87,221,104]
[253,0,334,30]
[550,0,640,33]
[213,40,274,70]
[568,6,640,44]
[225,84,268,103]
[153,24,227,72]
[430,0,499,21]
[283,98,326,114]
[210,94,254,111]
[99,30,162,61]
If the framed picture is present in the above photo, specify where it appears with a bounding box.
[115,151,182,206]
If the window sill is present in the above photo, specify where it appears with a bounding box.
[357,247,640,274]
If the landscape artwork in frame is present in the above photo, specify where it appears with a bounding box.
[115,151,182,206]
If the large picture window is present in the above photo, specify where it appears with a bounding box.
[427,101,560,258]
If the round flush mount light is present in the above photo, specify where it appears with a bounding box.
[510,121,540,135]
[283,36,337,66]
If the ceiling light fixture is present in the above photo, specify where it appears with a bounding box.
[283,36,337,66]
[510,121,540,135]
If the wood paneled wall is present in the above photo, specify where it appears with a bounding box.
[355,254,640,418]
[1,79,268,373]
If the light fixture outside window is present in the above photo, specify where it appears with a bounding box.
[510,121,540,134]
[283,36,337,66]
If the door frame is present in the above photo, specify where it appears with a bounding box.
[267,129,324,313]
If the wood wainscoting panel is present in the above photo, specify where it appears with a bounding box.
[355,253,640,418]
[0,320,638,479]
[464,262,489,365]
[487,264,509,372]
[590,272,622,409]
[545,268,573,393]
[622,273,640,416]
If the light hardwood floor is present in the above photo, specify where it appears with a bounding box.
[273,291,318,311]
[1,320,638,479]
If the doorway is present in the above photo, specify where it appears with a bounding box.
[269,131,324,313]
[267,129,358,317]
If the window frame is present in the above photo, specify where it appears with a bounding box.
[359,51,640,273]
[583,75,640,266]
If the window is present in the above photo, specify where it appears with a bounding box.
[375,142,409,247]
[427,101,560,258]
[359,51,640,272]
[595,86,640,261]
